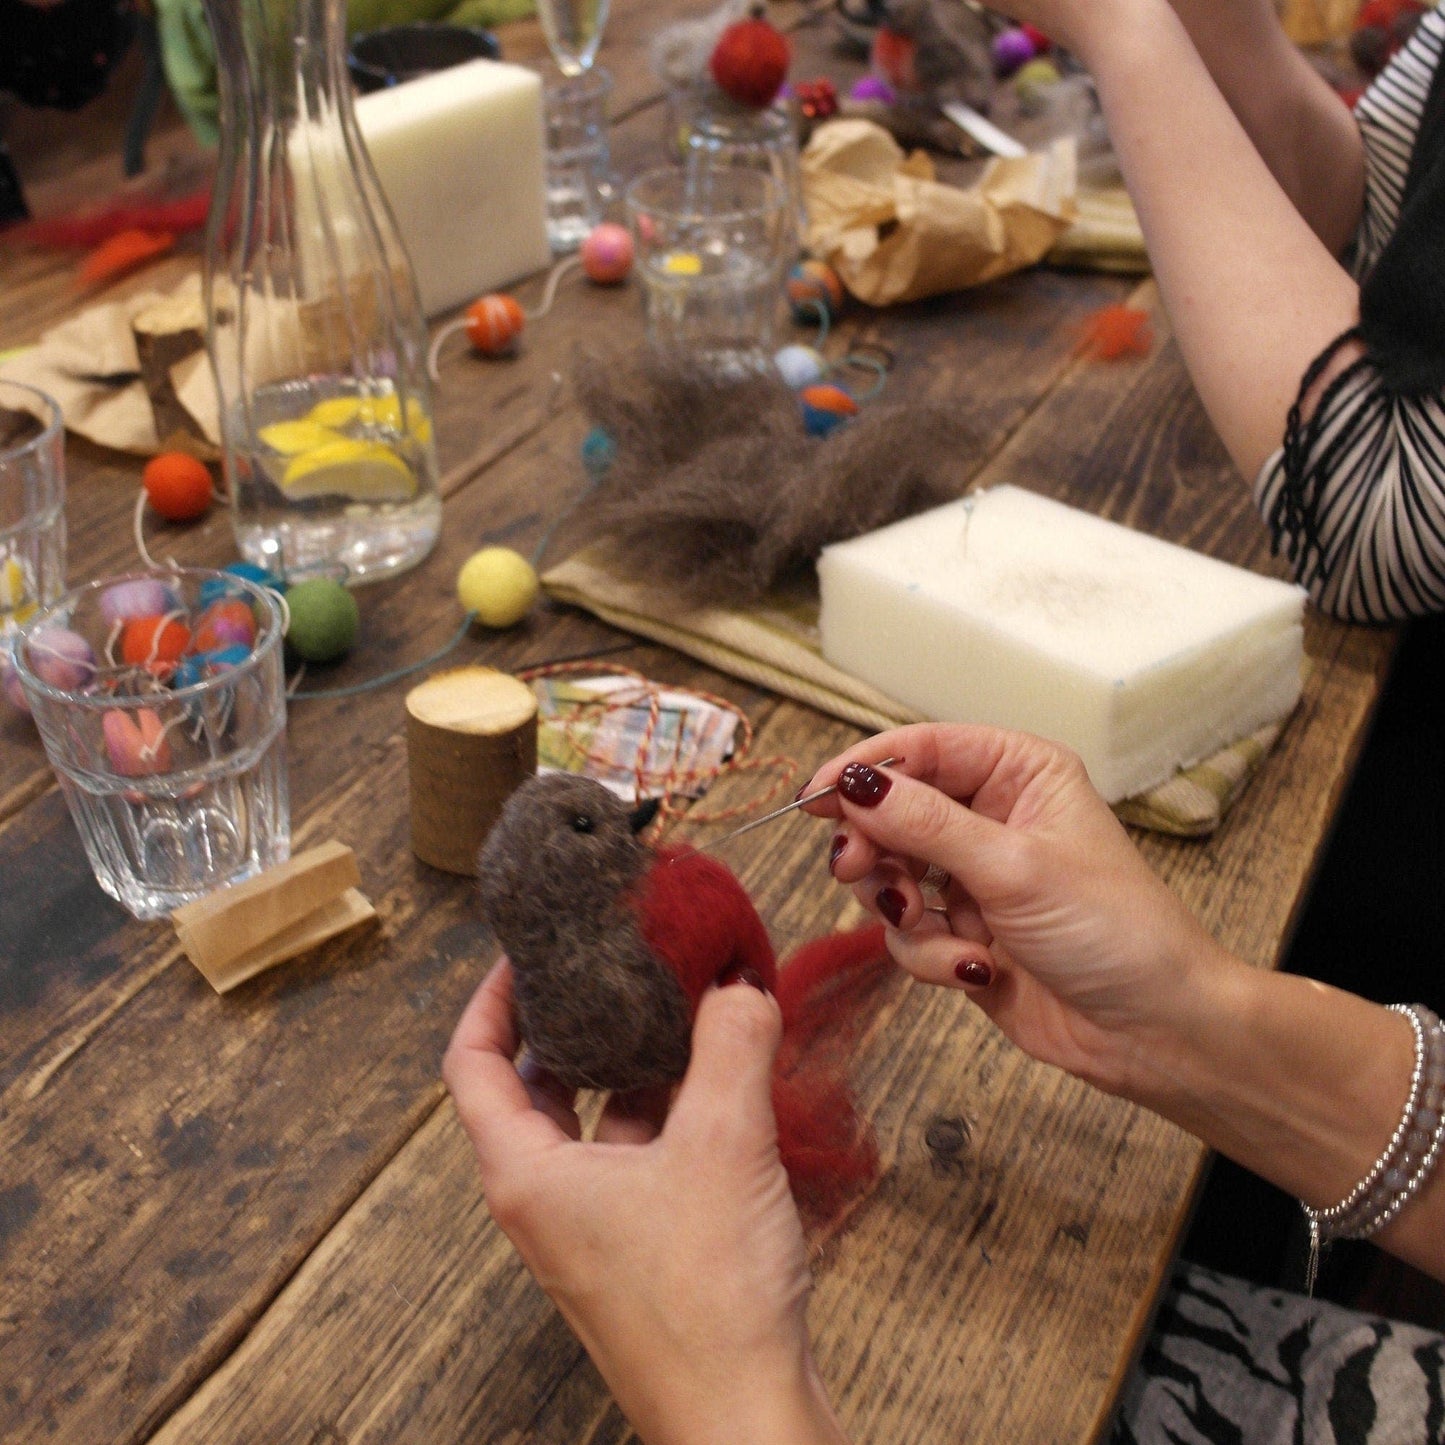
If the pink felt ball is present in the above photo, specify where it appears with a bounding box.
[26,626,98,691]
[581,223,634,284]
[1,651,31,715]
[102,707,172,777]
[100,578,179,628]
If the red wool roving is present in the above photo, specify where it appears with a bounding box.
[637,846,891,1226]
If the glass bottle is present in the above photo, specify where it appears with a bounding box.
[202,0,441,582]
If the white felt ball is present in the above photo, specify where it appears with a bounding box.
[774,344,826,390]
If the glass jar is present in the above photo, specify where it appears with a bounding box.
[684,100,806,252]
[203,0,441,583]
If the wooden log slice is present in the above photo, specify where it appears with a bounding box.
[405,666,538,875]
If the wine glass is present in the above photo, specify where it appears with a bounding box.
[535,0,610,77]
[536,0,614,251]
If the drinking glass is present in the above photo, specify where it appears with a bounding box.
[536,0,609,78]
[1,381,66,635]
[13,569,290,919]
[625,166,789,373]
[544,67,613,254]
[685,101,806,250]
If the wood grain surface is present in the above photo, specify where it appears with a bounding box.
[0,4,1395,1442]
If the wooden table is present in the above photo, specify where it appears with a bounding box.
[0,6,1395,1441]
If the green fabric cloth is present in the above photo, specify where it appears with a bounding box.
[155,0,537,146]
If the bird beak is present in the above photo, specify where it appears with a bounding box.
[628,798,661,834]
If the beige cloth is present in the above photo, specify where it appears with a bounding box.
[543,549,1287,839]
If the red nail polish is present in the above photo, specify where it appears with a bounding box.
[954,958,993,987]
[828,834,847,873]
[719,965,769,993]
[838,762,891,807]
[876,886,906,927]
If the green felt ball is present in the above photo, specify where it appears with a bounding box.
[285,578,359,663]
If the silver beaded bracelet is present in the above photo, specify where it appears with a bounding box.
[1302,1003,1445,1293]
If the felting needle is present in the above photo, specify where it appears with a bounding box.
[687,757,900,857]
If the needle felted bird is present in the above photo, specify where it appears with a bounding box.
[478,772,892,1221]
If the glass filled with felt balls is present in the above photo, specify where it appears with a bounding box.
[5,567,291,919]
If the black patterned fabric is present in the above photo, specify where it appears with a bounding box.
[1113,1264,1445,1445]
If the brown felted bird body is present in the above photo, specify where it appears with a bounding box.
[479,772,897,1223]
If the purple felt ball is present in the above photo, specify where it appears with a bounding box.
[1,651,31,715]
[991,27,1036,77]
[849,75,896,105]
[100,578,180,628]
[26,626,98,691]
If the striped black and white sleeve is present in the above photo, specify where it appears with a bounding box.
[1253,10,1445,624]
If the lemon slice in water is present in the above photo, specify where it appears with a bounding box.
[281,438,418,502]
[258,419,345,455]
[306,394,432,444]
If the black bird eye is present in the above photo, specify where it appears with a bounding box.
[571,813,595,834]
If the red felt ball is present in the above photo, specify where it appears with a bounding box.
[142,452,213,521]
[710,11,792,109]
[1020,23,1052,53]
[580,222,634,284]
[121,615,191,674]
[464,293,526,356]
[870,26,917,91]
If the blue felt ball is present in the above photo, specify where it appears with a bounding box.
[774,344,827,390]
[199,562,287,607]
[581,426,618,478]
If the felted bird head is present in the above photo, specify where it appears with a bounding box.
[477,774,691,1091]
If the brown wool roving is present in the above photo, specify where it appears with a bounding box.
[548,347,982,606]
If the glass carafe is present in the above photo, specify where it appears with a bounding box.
[203,0,441,582]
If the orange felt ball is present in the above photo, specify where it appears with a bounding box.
[121,615,191,673]
[143,452,214,521]
[464,293,526,356]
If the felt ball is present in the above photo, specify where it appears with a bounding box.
[285,577,359,662]
[1,556,36,624]
[121,615,190,674]
[581,223,634,284]
[1,650,30,714]
[198,563,286,607]
[849,74,896,105]
[709,13,792,109]
[774,344,826,390]
[581,426,618,477]
[103,707,171,777]
[799,383,859,437]
[191,598,257,654]
[100,578,180,627]
[1020,23,1052,53]
[457,547,539,629]
[142,452,213,521]
[26,626,99,691]
[1014,57,1062,112]
[991,27,1037,77]
[464,294,526,356]
[205,644,252,673]
[786,260,844,323]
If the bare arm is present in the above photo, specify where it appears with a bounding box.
[1164,0,1366,251]
[1065,0,1363,479]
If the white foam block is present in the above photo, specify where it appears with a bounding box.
[818,486,1306,802]
[356,59,552,316]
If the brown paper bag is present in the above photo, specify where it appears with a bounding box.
[800,119,1078,306]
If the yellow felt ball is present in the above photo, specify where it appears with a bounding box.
[457,547,539,628]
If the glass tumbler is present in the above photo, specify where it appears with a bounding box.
[625,165,789,375]
[544,66,614,253]
[13,569,290,919]
[684,101,806,250]
[1,381,66,635]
